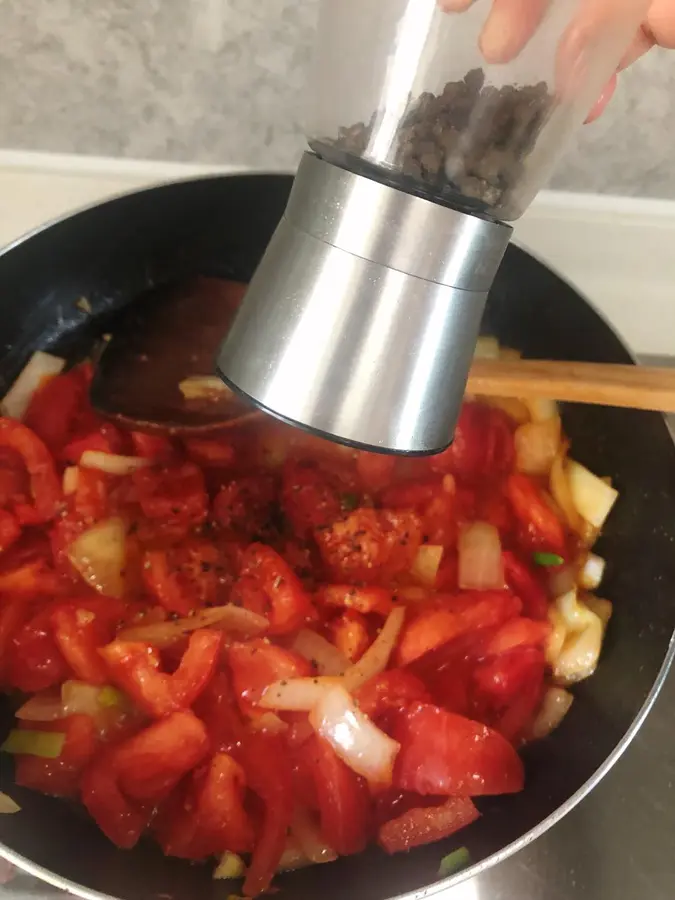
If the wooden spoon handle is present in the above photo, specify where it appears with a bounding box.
[466,359,675,414]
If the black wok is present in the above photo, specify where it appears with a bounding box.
[0,174,674,900]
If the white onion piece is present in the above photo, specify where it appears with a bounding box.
[16,692,64,722]
[259,677,338,712]
[410,544,444,587]
[213,851,245,880]
[117,604,268,648]
[553,589,604,685]
[249,712,289,734]
[292,629,349,676]
[61,681,105,717]
[291,806,337,864]
[80,451,150,475]
[550,454,583,533]
[1,351,65,419]
[482,396,530,425]
[584,594,613,630]
[278,837,312,872]
[309,684,400,785]
[68,517,127,598]
[526,396,559,423]
[567,461,619,529]
[529,687,574,740]
[342,606,406,692]
[514,418,561,476]
[458,522,504,591]
[580,553,606,590]
[545,607,568,667]
[62,466,80,495]
[0,792,20,815]
[473,336,500,359]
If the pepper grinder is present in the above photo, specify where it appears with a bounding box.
[217,0,647,455]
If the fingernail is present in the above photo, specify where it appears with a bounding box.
[437,0,475,12]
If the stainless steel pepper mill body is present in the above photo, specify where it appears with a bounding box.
[216,152,511,455]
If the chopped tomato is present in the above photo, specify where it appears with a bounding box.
[193,671,246,754]
[316,508,422,585]
[472,647,547,743]
[0,418,62,523]
[8,604,70,692]
[502,550,551,620]
[71,467,109,522]
[130,432,176,462]
[228,639,310,717]
[61,423,126,464]
[302,735,371,857]
[240,732,294,897]
[316,584,394,616]
[24,369,86,454]
[114,710,210,802]
[142,538,223,616]
[232,543,315,634]
[51,604,110,685]
[378,796,479,854]
[281,460,343,535]
[506,474,567,558]
[429,403,514,485]
[329,610,371,662]
[81,748,152,849]
[392,702,525,796]
[15,715,98,798]
[354,669,431,722]
[0,509,21,554]
[184,436,236,468]
[133,462,208,535]
[100,629,222,718]
[213,473,277,539]
[380,477,442,510]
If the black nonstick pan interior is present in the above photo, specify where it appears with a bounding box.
[0,174,674,900]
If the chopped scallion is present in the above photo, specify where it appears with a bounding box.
[533,551,564,568]
[98,686,126,709]
[438,847,471,878]
[1,729,65,759]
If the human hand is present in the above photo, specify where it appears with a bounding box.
[438,0,675,120]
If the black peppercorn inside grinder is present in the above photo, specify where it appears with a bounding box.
[217,0,647,454]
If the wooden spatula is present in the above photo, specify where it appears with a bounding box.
[91,276,675,435]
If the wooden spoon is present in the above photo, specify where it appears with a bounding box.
[91,275,675,435]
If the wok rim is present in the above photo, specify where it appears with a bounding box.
[0,174,673,900]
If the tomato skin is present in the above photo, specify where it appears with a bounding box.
[228,639,310,717]
[100,629,221,718]
[472,646,547,743]
[0,418,62,524]
[378,796,479,854]
[354,669,431,722]
[142,539,222,616]
[240,732,294,897]
[316,508,422,585]
[24,370,86,454]
[392,702,525,797]
[380,477,442,510]
[506,474,567,558]
[397,591,522,667]
[429,403,514,484]
[114,710,210,803]
[193,671,246,754]
[302,735,371,857]
[81,749,151,849]
[51,604,110,685]
[233,544,315,635]
[281,460,343,535]
[502,550,550,620]
[61,424,126,464]
[14,715,98,798]
[213,473,277,539]
[8,605,70,693]
[130,432,176,462]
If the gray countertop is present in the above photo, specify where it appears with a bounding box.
[2,358,675,900]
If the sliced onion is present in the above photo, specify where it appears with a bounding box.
[292,629,350,676]
[62,466,80,495]
[278,836,312,872]
[410,544,444,587]
[310,684,400,785]
[117,604,268,648]
[15,691,64,722]
[342,606,406,692]
[579,553,606,590]
[1,351,65,419]
[473,336,500,359]
[553,589,604,685]
[550,453,584,533]
[584,594,613,630]
[80,451,150,475]
[545,607,568,667]
[526,397,559,423]
[514,418,561,476]
[179,375,230,401]
[0,792,20,815]
[458,522,504,591]
[291,806,337,864]
[61,681,106,717]
[259,677,339,712]
[249,712,289,734]
[567,460,619,529]
[213,851,245,880]
[68,516,127,598]
[529,687,574,740]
